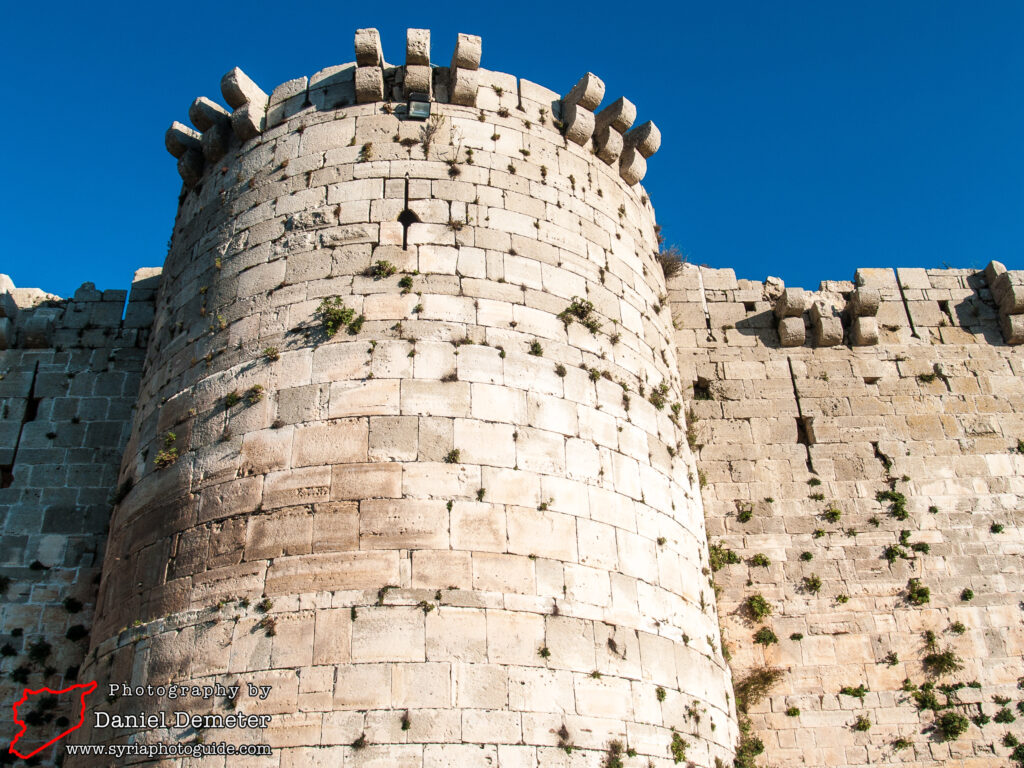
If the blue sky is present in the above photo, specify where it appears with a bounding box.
[3,1,1022,296]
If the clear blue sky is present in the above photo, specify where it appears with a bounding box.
[3,1,1022,296]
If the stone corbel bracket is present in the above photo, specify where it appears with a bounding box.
[985,261,1024,345]
[847,287,880,345]
[560,74,660,186]
[593,97,636,166]
[355,28,386,104]
[810,301,843,347]
[164,67,269,187]
[773,287,807,347]
[405,28,431,99]
[449,33,482,107]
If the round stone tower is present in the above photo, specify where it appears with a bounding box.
[73,28,738,767]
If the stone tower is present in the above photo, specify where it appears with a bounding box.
[71,28,738,766]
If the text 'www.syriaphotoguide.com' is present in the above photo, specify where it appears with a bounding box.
[65,743,272,757]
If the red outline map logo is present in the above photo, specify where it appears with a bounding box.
[10,680,97,758]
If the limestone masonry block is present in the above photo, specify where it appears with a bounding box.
[773,287,806,318]
[777,315,806,347]
[593,124,624,165]
[355,66,385,104]
[618,144,647,186]
[164,121,200,158]
[992,270,1024,315]
[564,72,605,111]
[230,101,266,142]
[407,28,431,66]
[449,67,479,107]
[851,315,878,345]
[404,65,432,99]
[810,302,843,346]
[177,148,204,187]
[623,121,661,158]
[562,101,596,146]
[1000,312,1024,344]
[354,28,384,67]
[451,33,483,70]
[188,96,230,131]
[848,286,880,317]
[220,66,268,110]
[595,97,637,133]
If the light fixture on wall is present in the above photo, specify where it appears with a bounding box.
[407,92,431,120]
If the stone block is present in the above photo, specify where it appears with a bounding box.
[812,309,843,347]
[593,124,623,165]
[848,287,880,317]
[623,121,661,158]
[562,101,595,146]
[354,28,384,67]
[351,606,424,662]
[164,121,201,158]
[404,64,432,98]
[851,316,878,346]
[359,499,449,549]
[1000,312,1024,345]
[563,72,604,111]
[221,67,268,109]
[451,33,483,70]
[777,316,805,347]
[188,97,230,131]
[355,66,385,104]
[993,271,1024,315]
[230,102,265,142]
[594,97,636,133]
[773,287,806,318]
[449,67,479,107]
[407,28,431,65]
[619,144,646,186]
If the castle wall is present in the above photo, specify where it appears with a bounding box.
[71,39,739,767]
[0,273,158,759]
[670,264,1024,766]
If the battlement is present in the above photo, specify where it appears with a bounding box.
[0,271,161,352]
[165,27,661,193]
[669,260,1024,351]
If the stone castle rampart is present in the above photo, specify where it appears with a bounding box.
[67,27,737,767]
[1,24,1023,768]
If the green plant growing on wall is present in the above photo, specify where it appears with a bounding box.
[960,588,974,601]
[153,432,178,469]
[906,578,931,605]
[709,544,740,571]
[670,731,688,763]
[528,341,543,356]
[749,553,770,567]
[556,296,602,335]
[877,489,909,520]
[840,684,868,701]
[852,715,871,731]
[316,297,356,337]
[263,346,280,361]
[745,594,772,621]
[803,575,822,594]
[443,449,461,464]
[753,627,778,645]
[933,711,969,741]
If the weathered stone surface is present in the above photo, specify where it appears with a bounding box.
[562,101,595,146]
[777,315,805,346]
[164,121,200,158]
[618,144,646,185]
[355,66,385,104]
[773,287,806,318]
[449,66,478,106]
[594,96,636,134]
[811,302,843,346]
[450,33,482,70]
[851,314,878,345]
[404,64,432,98]
[623,120,661,157]
[407,28,430,66]
[220,66,268,110]
[188,97,230,131]
[1000,311,1024,344]
[563,72,605,111]
[848,286,881,317]
[354,28,384,67]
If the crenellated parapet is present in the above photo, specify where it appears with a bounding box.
[672,261,1023,350]
[165,27,661,191]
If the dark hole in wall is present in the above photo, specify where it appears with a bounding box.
[743,301,756,312]
[24,398,41,423]
[693,379,712,401]
[0,466,12,489]
[796,417,813,446]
